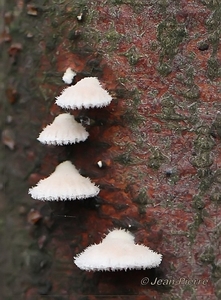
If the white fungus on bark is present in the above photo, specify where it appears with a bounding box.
[55,77,112,109]
[74,229,162,271]
[97,160,103,168]
[37,113,89,145]
[62,67,76,84]
[28,161,100,201]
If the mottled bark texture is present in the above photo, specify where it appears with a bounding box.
[0,0,221,299]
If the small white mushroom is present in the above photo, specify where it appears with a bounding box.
[28,161,100,201]
[76,13,83,21]
[37,113,89,145]
[62,67,76,84]
[97,161,103,168]
[74,229,162,271]
[56,77,112,109]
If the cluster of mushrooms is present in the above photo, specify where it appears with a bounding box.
[28,69,162,271]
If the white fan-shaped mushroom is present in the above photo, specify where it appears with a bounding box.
[29,161,100,201]
[74,229,162,271]
[62,67,76,84]
[37,113,89,145]
[55,77,112,109]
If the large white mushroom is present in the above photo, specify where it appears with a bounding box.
[55,77,112,109]
[29,161,100,201]
[74,229,162,271]
[37,113,89,145]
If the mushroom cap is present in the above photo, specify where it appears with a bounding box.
[74,229,162,271]
[55,77,112,109]
[37,113,89,145]
[103,228,135,244]
[28,161,100,201]
[62,67,76,84]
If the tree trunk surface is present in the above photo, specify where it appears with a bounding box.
[0,0,221,299]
